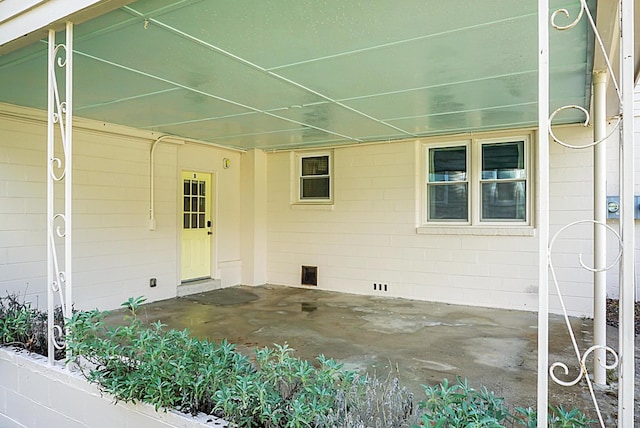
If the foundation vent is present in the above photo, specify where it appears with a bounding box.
[301,266,318,286]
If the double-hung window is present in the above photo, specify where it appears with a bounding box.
[424,135,530,227]
[298,153,331,201]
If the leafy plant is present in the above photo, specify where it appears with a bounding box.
[327,369,416,427]
[415,378,594,428]
[0,294,35,345]
[416,377,515,427]
[515,405,594,427]
[0,293,65,359]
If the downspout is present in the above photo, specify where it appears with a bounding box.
[592,70,607,386]
[148,135,243,231]
[149,135,173,231]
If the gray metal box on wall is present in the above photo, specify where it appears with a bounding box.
[605,196,640,219]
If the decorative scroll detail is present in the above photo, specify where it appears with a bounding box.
[49,45,68,181]
[548,220,622,428]
[548,0,623,150]
[550,4,585,31]
[550,345,618,387]
[548,105,622,149]
[50,157,65,182]
[52,324,66,350]
[48,230,68,319]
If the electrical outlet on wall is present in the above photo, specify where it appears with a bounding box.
[150,278,157,288]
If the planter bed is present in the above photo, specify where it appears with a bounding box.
[0,347,229,428]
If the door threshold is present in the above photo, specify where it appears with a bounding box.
[181,277,211,284]
[178,278,222,297]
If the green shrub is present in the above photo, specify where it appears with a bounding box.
[67,296,415,427]
[415,377,515,427]
[0,293,65,359]
[414,377,594,428]
[68,297,254,416]
[514,405,594,427]
[0,294,35,345]
[327,370,416,427]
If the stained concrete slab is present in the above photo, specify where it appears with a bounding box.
[104,285,638,424]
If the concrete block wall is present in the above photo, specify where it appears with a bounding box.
[0,104,243,311]
[0,114,47,306]
[267,126,598,316]
[0,348,228,428]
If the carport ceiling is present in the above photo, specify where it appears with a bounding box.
[0,0,594,150]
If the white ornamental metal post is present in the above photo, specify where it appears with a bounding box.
[46,22,73,365]
[618,0,635,424]
[536,0,550,426]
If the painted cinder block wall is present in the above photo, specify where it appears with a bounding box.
[266,125,599,316]
[0,104,242,310]
[1,99,638,315]
[0,348,225,428]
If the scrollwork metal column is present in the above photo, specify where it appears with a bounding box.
[541,0,635,426]
[536,1,550,426]
[47,22,73,365]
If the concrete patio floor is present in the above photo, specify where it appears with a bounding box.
[105,284,635,424]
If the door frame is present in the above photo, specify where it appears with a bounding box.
[177,169,218,284]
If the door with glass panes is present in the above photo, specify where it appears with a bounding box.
[181,171,212,281]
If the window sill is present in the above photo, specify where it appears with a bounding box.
[291,203,334,211]
[416,226,535,236]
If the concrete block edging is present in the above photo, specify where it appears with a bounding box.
[0,347,229,428]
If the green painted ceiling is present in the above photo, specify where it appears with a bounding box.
[0,0,594,150]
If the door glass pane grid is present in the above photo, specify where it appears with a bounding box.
[183,179,207,229]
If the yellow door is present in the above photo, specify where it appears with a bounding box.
[181,171,212,281]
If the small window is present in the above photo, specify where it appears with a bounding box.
[299,154,331,201]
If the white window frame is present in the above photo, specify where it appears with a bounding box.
[420,133,533,233]
[295,151,333,204]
